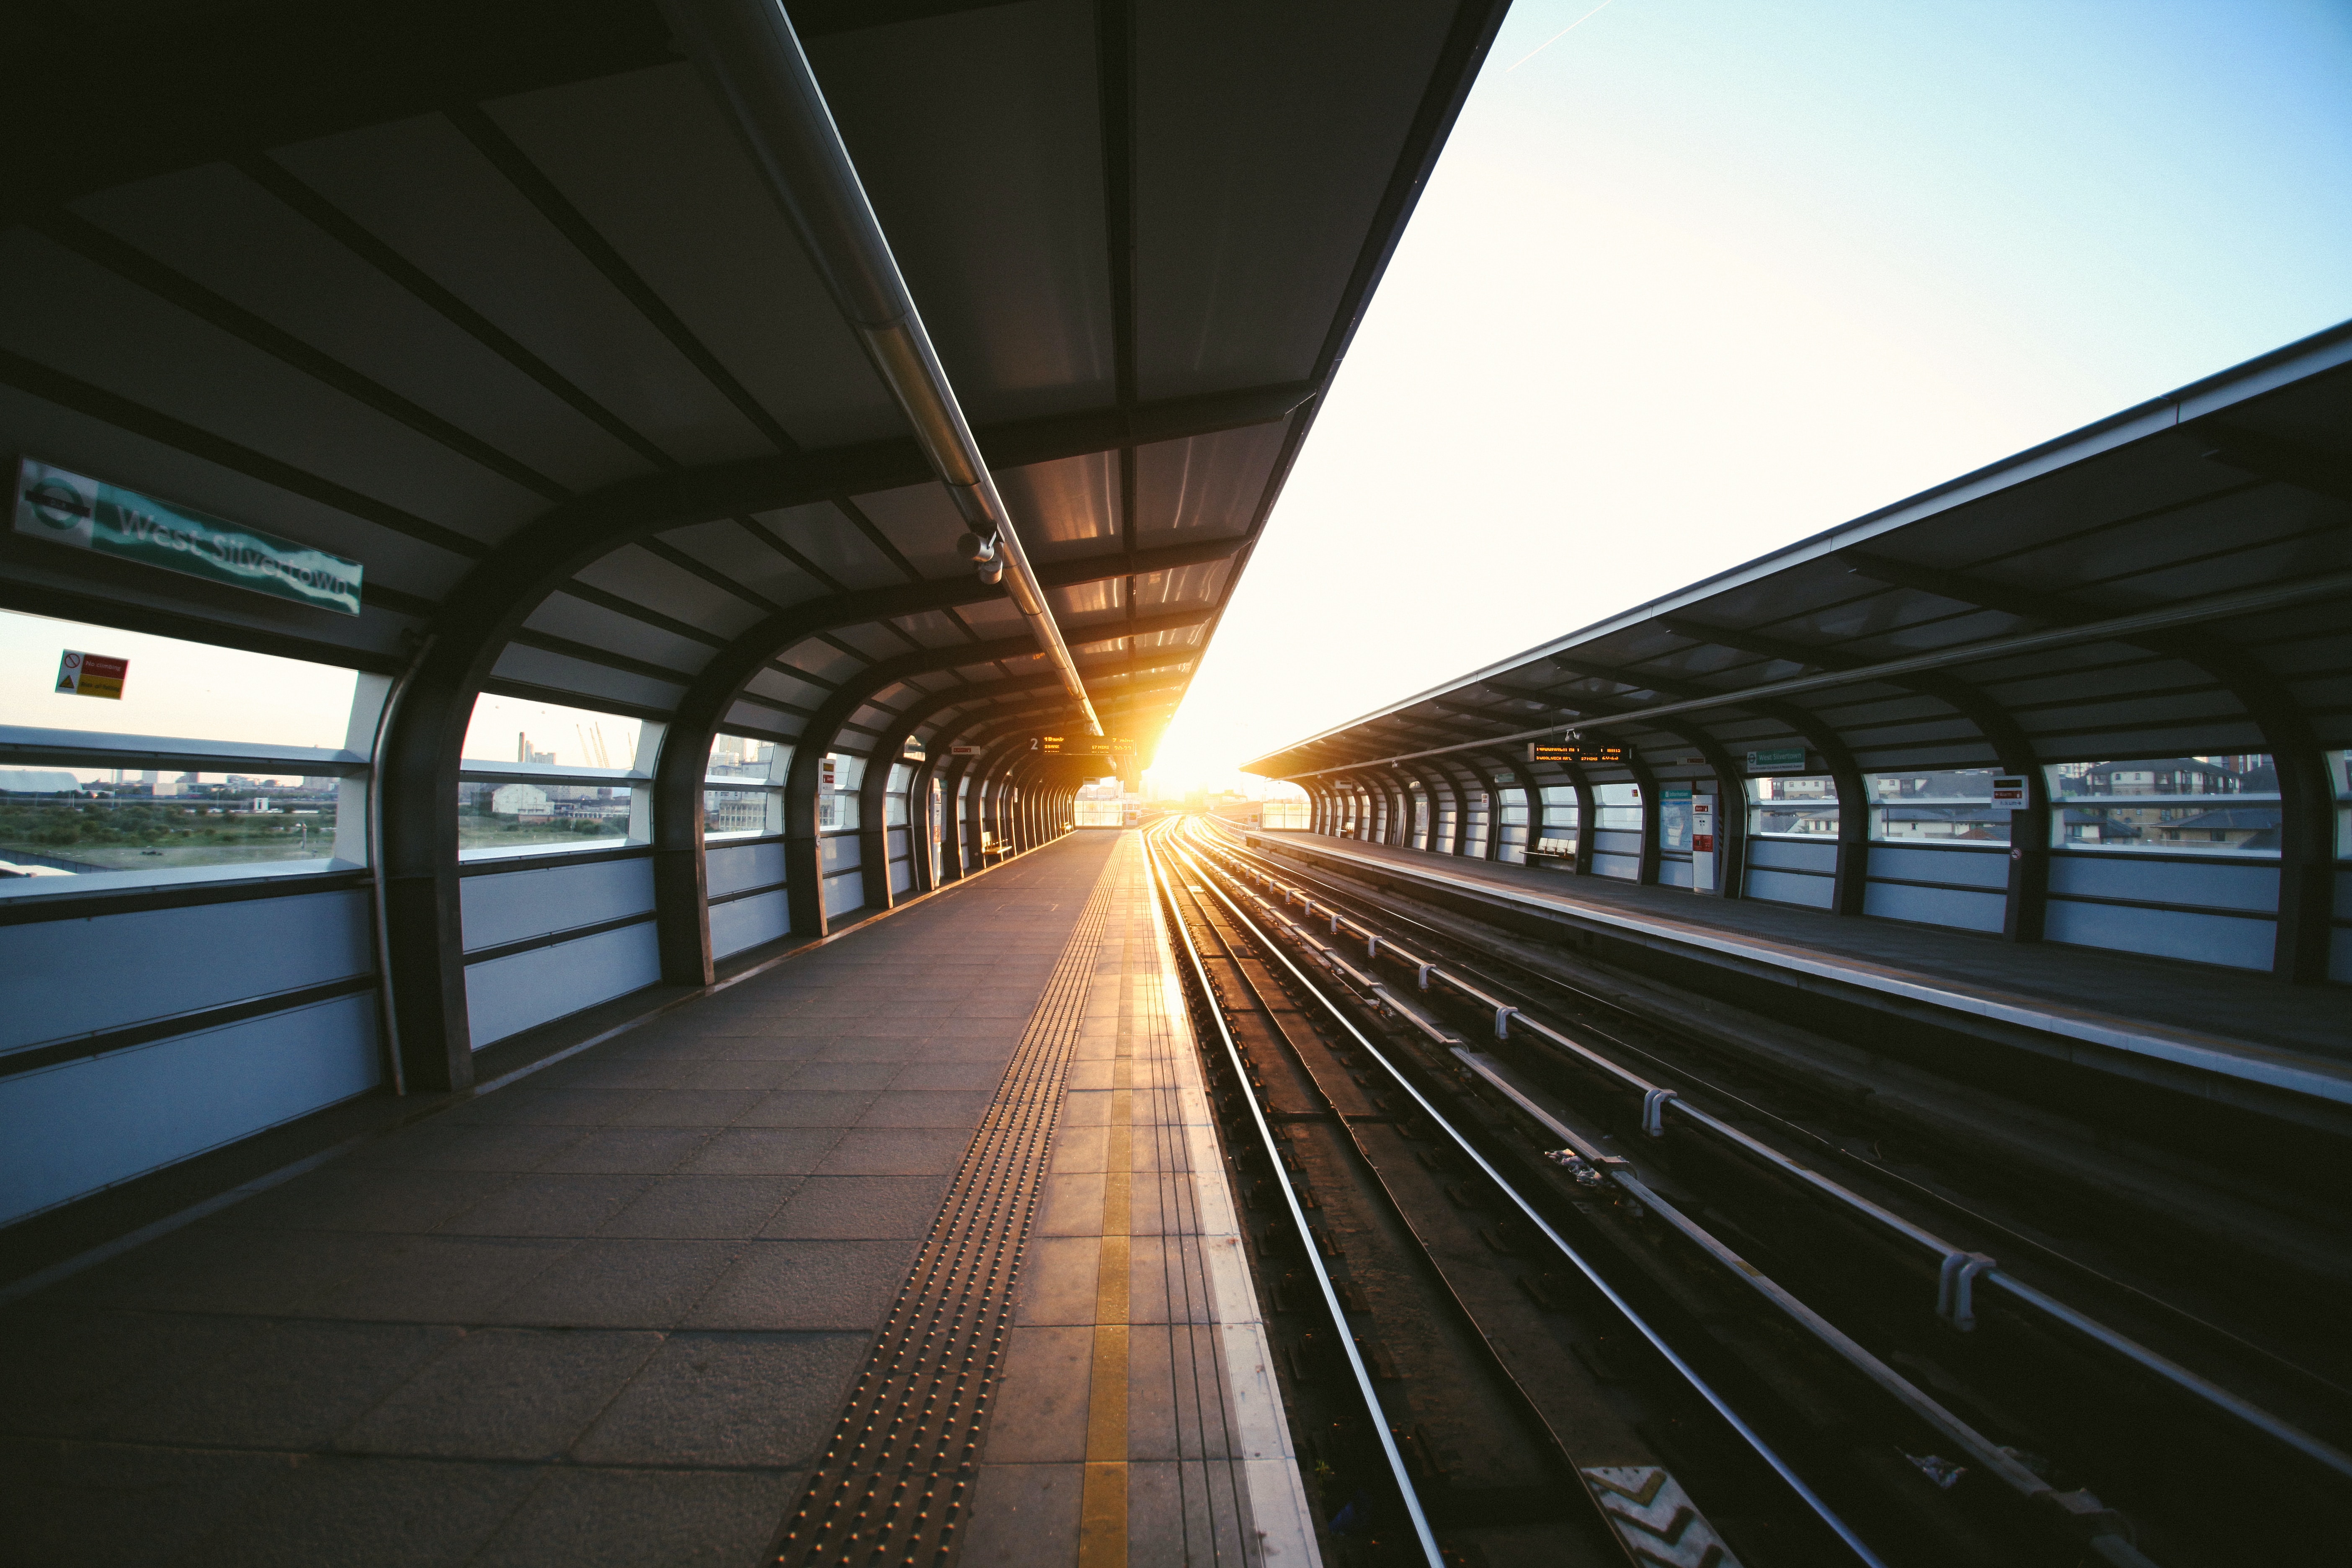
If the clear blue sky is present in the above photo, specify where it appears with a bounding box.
[1150,0,2352,794]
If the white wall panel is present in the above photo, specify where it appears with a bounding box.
[1747,839,1837,873]
[1746,867,1835,908]
[890,859,913,895]
[0,994,379,1226]
[2048,856,2278,914]
[1591,853,1640,881]
[0,888,373,1053]
[1864,881,2004,932]
[465,921,660,1047]
[822,869,864,918]
[712,890,789,959]
[460,856,655,953]
[1868,845,2007,889]
[706,840,787,898]
[820,834,861,874]
[2045,900,2273,970]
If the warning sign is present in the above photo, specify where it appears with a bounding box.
[56,649,127,700]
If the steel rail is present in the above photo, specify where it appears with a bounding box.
[1204,819,2352,1414]
[1140,823,1442,1565]
[1189,819,2352,1488]
[1158,825,1890,1567]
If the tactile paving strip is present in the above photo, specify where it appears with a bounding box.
[775,864,1120,1566]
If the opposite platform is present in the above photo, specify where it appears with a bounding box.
[1247,829,2352,1109]
[0,830,1305,1567]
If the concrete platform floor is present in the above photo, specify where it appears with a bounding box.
[0,830,1304,1567]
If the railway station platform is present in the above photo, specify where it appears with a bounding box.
[1242,830,2352,1113]
[0,830,1308,1568]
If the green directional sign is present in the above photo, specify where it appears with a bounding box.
[14,458,364,616]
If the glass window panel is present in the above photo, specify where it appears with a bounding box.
[2332,750,2351,859]
[709,732,788,783]
[818,753,861,831]
[463,693,644,770]
[1747,774,1839,839]
[1868,767,2010,845]
[704,787,779,838]
[458,779,631,855]
[2048,755,2280,856]
[0,609,357,748]
[0,775,340,876]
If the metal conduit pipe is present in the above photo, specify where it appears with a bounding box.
[660,0,1103,735]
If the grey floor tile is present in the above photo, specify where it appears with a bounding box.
[1047,1125,1108,1176]
[205,1168,516,1235]
[437,1174,652,1238]
[0,1309,261,1440]
[526,1054,694,1090]
[346,1122,590,1174]
[608,1088,770,1127]
[1033,1173,1107,1238]
[1057,1091,1115,1127]
[1127,1460,1249,1568]
[0,1436,287,1568]
[977,1328,1093,1464]
[307,1235,575,1321]
[176,1452,542,1568]
[735,1089,878,1128]
[51,1226,390,1316]
[957,1462,1085,1567]
[338,1328,662,1460]
[1126,1325,1236,1462]
[104,1319,460,1449]
[444,1086,645,1127]
[854,1090,995,1128]
[811,1036,924,1058]
[594,1176,800,1239]
[783,1060,903,1091]
[1061,1059,1114,1091]
[698,1036,831,1060]
[814,1128,970,1176]
[571,1331,868,1468]
[686,1238,918,1331]
[533,1127,713,1175]
[888,1060,1006,1091]
[1128,1235,1215,1325]
[1012,1236,1102,1327]
[472,1465,797,1568]
[759,1175,951,1239]
[671,1058,808,1092]
[479,1240,738,1330]
[913,1039,1025,1063]
[678,1126,842,1175]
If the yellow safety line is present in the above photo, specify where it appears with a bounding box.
[1078,876,1139,1567]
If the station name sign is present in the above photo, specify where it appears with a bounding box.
[1528,741,1627,765]
[15,458,364,616]
[1036,735,1135,756]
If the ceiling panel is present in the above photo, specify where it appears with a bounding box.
[487,62,898,451]
[271,113,772,470]
[813,0,1114,427]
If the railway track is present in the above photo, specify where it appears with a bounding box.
[1148,817,2351,1567]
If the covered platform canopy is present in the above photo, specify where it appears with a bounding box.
[1248,325,2352,986]
[1,0,1509,1097]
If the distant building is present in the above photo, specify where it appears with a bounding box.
[491,782,552,818]
[0,769,83,794]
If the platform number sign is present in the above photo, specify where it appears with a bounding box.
[1990,776,2028,809]
[56,649,127,700]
